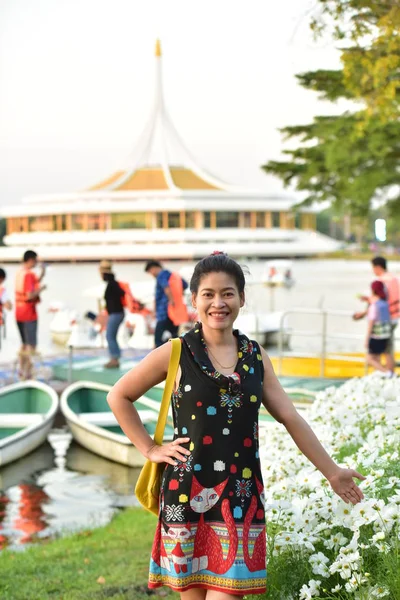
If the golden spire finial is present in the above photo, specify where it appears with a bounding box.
[155,39,162,57]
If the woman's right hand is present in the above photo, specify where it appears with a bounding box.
[146,437,191,466]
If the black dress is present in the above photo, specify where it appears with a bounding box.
[149,324,267,596]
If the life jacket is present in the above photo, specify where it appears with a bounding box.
[15,268,40,308]
[380,273,400,321]
[117,281,146,314]
[168,272,189,326]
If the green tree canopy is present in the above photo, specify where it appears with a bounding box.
[264,1,400,219]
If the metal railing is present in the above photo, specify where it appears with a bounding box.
[276,308,399,378]
[67,343,106,384]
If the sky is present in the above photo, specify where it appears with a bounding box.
[0,0,344,207]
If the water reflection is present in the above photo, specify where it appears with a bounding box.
[67,444,142,507]
[0,429,142,550]
[9,484,49,546]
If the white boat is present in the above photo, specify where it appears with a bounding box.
[60,381,173,467]
[0,381,59,467]
[262,259,295,289]
[0,41,340,262]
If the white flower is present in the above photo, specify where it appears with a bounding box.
[370,584,390,598]
[329,550,360,580]
[309,552,330,577]
[350,499,381,528]
[333,501,354,527]
[299,579,321,600]
[259,373,400,600]
[375,542,391,554]
[324,532,348,550]
[372,531,385,544]
[345,574,360,592]
[381,476,398,490]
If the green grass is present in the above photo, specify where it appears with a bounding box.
[0,509,177,600]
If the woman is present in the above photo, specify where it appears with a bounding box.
[365,279,392,375]
[99,260,125,369]
[107,253,365,599]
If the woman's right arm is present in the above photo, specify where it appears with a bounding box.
[107,342,190,465]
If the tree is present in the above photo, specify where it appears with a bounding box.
[264,110,400,218]
[263,1,400,222]
[311,1,400,120]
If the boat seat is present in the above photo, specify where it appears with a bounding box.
[0,413,46,428]
[79,409,158,427]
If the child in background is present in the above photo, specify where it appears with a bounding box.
[366,280,393,376]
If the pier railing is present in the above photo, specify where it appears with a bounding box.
[276,308,399,378]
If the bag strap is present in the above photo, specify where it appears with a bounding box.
[153,338,181,445]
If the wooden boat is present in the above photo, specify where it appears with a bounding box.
[0,381,59,468]
[60,381,174,467]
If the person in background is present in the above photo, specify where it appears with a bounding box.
[144,260,188,347]
[99,260,125,369]
[354,256,399,372]
[365,280,393,376]
[14,250,46,379]
[0,268,12,347]
[0,267,12,317]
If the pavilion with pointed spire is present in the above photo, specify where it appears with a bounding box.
[0,41,339,261]
[86,40,246,195]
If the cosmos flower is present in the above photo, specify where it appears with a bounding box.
[259,373,400,599]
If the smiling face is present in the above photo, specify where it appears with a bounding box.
[192,271,244,331]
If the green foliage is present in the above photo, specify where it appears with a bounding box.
[264,112,400,218]
[263,543,312,600]
[296,70,354,101]
[263,0,400,220]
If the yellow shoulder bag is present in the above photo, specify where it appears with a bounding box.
[134,337,182,516]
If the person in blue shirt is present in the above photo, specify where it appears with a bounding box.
[145,260,188,347]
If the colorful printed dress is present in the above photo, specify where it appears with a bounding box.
[148,324,267,595]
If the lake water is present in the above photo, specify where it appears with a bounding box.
[1,258,397,360]
[0,429,142,551]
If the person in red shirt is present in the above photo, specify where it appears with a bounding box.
[15,250,46,378]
